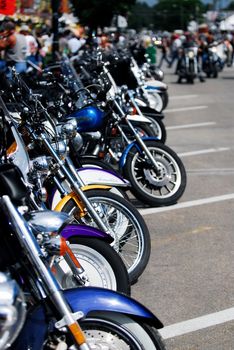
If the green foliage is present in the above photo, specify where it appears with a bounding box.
[225,1,234,10]
[153,0,205,31]
[128,2,154,30]
[70,0,136,30]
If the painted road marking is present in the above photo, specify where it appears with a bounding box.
[178,147,230,157]
[159,307,234,339]
[165,105,208,113]
[167,122,216,130]
[139,193,234,216]
[188,168,234,175]
[170,94,198,100]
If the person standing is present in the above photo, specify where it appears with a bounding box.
[157,36,170,68]
[0,21,27,74]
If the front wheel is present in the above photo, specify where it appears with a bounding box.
[143,116,167,144]
[81,312,166,350]
[52,237,130,295]
[61,189,151,283]
[161,91,169,110]
[123,140,187,206]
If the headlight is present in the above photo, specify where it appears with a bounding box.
[32,156,50,172]
[211,47,217,53]
[188,51,194,58]
[51,140,67,158]
[61,119,77,139]
[71,132,83,152]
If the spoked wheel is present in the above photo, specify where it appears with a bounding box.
[52,237,130,295]
[142,116,167,143]
[123,140,187,207]
[61,189,151,284]
[161,91,169,110]
[46,313,166,349]
[80,313,166,350]
[147,91,164,112]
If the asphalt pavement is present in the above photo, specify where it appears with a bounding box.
[131,64,234,349]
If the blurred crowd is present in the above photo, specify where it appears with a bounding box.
[0,15,233,78]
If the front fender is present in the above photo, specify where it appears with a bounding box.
[139,106,165,119]
[14,287,163,350]
[77,168,130,187]
[65,287,164,329]
[61,224,113,243]
[119,137,159,169]
[52,186,111,211]
[145,79,168,92]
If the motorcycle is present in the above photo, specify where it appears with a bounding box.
[202,42,224,78]
[0,180,166,349]
[67,62,187,207]
[177,45,199,84]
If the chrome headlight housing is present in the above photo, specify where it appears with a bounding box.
[51,140,68,158]
[71,132,83,152]
[61,118,77,139]
[32,156,50,172]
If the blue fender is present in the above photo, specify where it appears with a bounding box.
[14,287,163,349]
[61,223,113,243]
[65,287,163,329]
[119,136,159,169]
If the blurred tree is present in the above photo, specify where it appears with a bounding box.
[153,0,205,31]
[128,3,154,30]
[70,0,136,31]
[225,1,234,10]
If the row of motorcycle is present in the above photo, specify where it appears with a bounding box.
[0,48,187,349]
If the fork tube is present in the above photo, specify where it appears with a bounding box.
[0,195,90,349]
[127,90,144,116]
[113,98,161,171]
[65,156,85,186]
[40,134,111,234]
[124,117,161,171]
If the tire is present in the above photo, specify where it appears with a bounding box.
[78,157,116,171]
[123,140,187,207]
[187,61,195,84]
[61,189,151,283]
[213,69,218,78]
[161,91,169,110]
[147,91,164,113]
[143,116,167,144]
[52,237,130,295]
[80,312,166,349]
[133,123,157,138]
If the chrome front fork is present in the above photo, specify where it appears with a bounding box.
[0,195,91,349]
[40,134,111,235]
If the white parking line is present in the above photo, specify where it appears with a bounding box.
[159,307,234,339]
[139,193,234,216]
[165,106,208,113]
[170,94,198,100]
[167,122,216,130]
[188,168,234,175]
[178,147,230,157]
